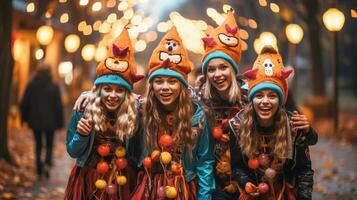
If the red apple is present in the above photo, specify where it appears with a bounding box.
[143,157,153,168]
[258,154,270,166]
[96,161,109,174]
[212,126,223,139]
[258,182,269,193]
[159,134,173,148]
[115,158,128,169]
[248,158,259,169]
[97,144,110,157]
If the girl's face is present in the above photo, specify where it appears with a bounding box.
[206,58,233,92]
[152,76,181,109]
[252,89,280,126]
[100,84,126,111]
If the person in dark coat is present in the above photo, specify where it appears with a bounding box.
[20,62,64,178]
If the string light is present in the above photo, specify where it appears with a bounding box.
[270,3,280,13]
[92,2,102,12]
[79,0,88,6]
[78,21,87,31]
[60,13,69,23]
[258,0,267,7]
[26,2,35,13]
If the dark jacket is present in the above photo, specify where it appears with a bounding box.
[228,110,317,199]
[20,76,64,130]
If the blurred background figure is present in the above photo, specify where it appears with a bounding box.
[20,62,64,179]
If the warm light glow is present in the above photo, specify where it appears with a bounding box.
[65,73,73,85]
[99,22,111,33]
[107,13,117,23]
[248,19,258,29]
[13,40,24,61]
[27,2,35,13]
[118,2,128,11]
[93,20,102,31]
[64,34,80,53]
[131,15,142,25]
[83,25,93,35]
[58,61,73,77]
[352,9,357,18]
[270,3,280,13]
[92,2,102,12]
[145,31,158,42]
[157,22,169,32]
[259,0,267,7]
[259,32,277,47]
[128,27,139,39]
[239,29,249,40]
[253,38,263,54]
[197,20,208,30]
[45,11,52,18]
[285,24,304,44]
[135,40,147,52]
[95,46,108,62]
[124,9,134,20]
[106,0,116,8]
[35,49,44,60]
[59,0,67,3]
[36,25,54,45]
[60,13,69,23]
[79,0,89,6]
[241,40,248,51]
[81,44,95,61]
[322,8,346,32]
[78,21,87,31]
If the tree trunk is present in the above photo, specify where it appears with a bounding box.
[303,0,326,96]
[0,0,14,163]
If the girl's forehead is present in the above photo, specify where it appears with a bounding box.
[154,76,178,81]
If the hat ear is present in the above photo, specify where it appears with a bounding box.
[242,68,259,80]
[225,24,238,35]
[282,66,294,79]
[202,36,216,47]
[113,45,128,57]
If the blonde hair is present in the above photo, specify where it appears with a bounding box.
[144,82,195,150]
[83,85,138,141]
[238,104,290,160]
[203,65,241,104]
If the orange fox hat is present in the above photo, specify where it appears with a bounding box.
[201,11,242,75]
[94,28,144,91]
[243,45,294,104]
[148,26,193,87]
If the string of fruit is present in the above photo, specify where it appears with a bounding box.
[94,144,129,197]
[212,118,230,143]
[142,132,179,199]
[245,136,277,197]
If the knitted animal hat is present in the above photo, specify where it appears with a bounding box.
[243,45,293,104]
[148,26,193,87]
[201,11,241,75]
[94,28,143,91]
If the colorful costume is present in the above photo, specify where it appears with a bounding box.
[65,29,143,200]
[198,11,245,199]
[131,26,215,200]
[229,46,316,200]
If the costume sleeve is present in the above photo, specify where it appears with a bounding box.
[293,144,314,199]
[19,84,31,124]
[304,127,318,146]
[196,119,215,199]
[54,84,64,129]
[66,111,91,158]
[128,114,144,169]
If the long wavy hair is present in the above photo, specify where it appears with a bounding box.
[83,85,138,141]
[144,82,195,151]
[238,104,290,160]
[203,65,241,104]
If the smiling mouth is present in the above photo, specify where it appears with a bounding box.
[160,93,172,98]
[259,107,272,114]
[215,79,226,86]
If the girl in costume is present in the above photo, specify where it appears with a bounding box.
[196,11,246,199]
[229,46,316,200]
[65,29,143,200]
[131,26,215,200]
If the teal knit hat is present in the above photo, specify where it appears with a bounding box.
[201,51,239,75]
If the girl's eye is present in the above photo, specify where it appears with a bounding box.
[155,80,163,84]
[207,68,215,73]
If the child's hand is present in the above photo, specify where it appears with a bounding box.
[76,118,93,136]
[290,110,310,133]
